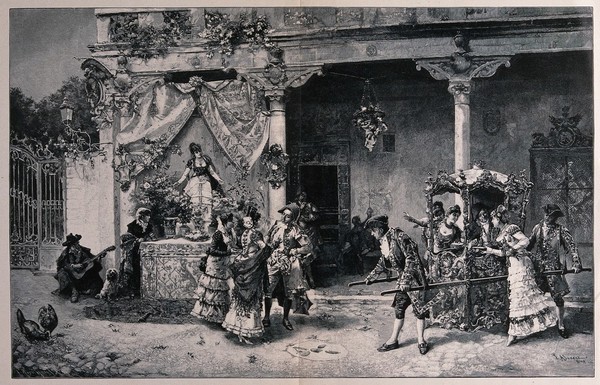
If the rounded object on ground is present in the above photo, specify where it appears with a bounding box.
[287,340,348,361]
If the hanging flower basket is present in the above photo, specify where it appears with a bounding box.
[352,80,389,152]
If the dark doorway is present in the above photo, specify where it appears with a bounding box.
[299,165,339,243]
[298,165,342,285]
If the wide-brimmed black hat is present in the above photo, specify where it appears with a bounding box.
[62,233,82,246]
[543,203,564,218]
[365,215,389,229]
[278,203,300,220]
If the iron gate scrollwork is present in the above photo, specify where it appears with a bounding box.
[10,145,65,269]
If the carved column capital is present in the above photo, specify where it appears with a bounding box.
[415,55,511,82]
[448,80,471,104]
[237,63,324,94]
[264,88,287,110]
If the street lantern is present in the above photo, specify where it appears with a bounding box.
[59,97,74,126]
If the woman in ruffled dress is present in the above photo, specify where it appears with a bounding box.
[486,205,557,346]
[222,207,270,344]
[190,214,234,323]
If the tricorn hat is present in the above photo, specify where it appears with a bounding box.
[62,233,82,246]
[543,203,564,218]
[365,215,389,229]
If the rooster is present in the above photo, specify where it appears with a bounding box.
[38,304,58,336]
[16,309,49,341]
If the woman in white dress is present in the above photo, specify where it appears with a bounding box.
[486,205,557,346]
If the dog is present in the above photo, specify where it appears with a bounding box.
[96,268,119,301]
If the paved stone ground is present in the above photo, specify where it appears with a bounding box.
[8,269,595,381]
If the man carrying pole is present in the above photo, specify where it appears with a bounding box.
[363,215,433,355]
[527,203,584,339]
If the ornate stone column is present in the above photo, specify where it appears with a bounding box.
[265,88,288,221]
[237,51,323,224]
[416,34,511,205]
[448,80,471,172]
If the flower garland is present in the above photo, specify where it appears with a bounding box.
[113,133,182,191]
[109,11,192,60]
[200,11,277,58]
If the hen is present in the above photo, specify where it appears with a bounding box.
[38,304,58,336]
[16,309,49,341]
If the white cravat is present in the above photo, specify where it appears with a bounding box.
[380,235,390,258]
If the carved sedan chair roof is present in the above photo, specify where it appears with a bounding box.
[424,165,534,231]
[84,7,592,94]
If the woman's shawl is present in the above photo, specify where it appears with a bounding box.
[230,245,271,316]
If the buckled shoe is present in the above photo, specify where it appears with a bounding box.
[558,327,569,339]
[377,341,400,352]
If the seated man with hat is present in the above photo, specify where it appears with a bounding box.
[53,233,105,303]
[527,203,583,338]
[364,215,431,355]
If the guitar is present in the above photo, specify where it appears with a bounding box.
[67,246,116,280]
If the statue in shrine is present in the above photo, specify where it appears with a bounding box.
[174,142,225,233]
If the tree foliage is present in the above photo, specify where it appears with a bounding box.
[10,76,98,154]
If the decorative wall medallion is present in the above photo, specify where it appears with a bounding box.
[483,110,501,135]
[366,45,378,57]
[264,63,287,85]
[188,55,203,69]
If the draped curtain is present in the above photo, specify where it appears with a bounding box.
[197,79,270,169]
[115,78,270,176]
[116,80,196,153]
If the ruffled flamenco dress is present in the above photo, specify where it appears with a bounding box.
[506,248,557,337]
[190,230,231,323]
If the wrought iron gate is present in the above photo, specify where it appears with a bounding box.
[10,145,65,270]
